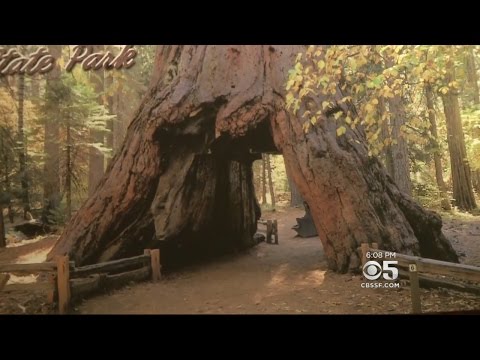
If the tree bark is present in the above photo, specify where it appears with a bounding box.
[441,57,477,211]
[48,45,458,272]
[265,154,275,209]
[425,84,451,210]
[0,206,5,248]
[378,97,395,177]
[387,93,412,196]
[88,45,105,196]
[17,71,30,219]
[383,56,412,196]
[285,159,303,207]
[43,45,62,223]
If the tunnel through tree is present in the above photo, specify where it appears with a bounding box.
[48,45,458,272]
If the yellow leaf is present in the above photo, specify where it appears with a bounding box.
[317,60,326,69]
[336,126,347,136]
[345,116,352,124]
[365,103,374,113]
[371,98,379,105]
[334,111,343,120]
[303,122,311,132]
[322,101,330,110]
[310,116,317,125]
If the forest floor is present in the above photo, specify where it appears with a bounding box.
[1,207,480,314]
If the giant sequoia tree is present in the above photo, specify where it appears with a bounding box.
[48,45,458,272]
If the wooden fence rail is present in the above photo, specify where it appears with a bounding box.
[0,248,162,314]
[360,243,480,314]
[71,254,150,278]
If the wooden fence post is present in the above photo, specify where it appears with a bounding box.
[0,273,10,291]
[47,272,57,304]
[266,220,273,244]
[409,263,422,314]
[273,220,279,245]
[150,249,161,282]
[56,255,71,314]
[360,243,369,267]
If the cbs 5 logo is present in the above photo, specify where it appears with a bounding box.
[362,261,398,281]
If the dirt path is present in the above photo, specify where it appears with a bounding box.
[77,208,480,314]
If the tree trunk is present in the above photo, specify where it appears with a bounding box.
[17,72,30,219]
[441,57,477,211]
[425,84,451,210]
[113,85,122,153]
[252,159,262,200]
[285,158,303,207]
[0,206,5,248]
[265,154,275,208]
[105,72,114,165]
[465,46,480,105]
[48,45,458,272]
[65,116,72,220]
[383,56,412,195]
[88,46,105,196]
[1,130,14,223]
[472,152,480,193]
[387,92,412,196]
[378,97,394,177]
[43,45,62,223]
[465,46,480,193]
[261,154,267,205]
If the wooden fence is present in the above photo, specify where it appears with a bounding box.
[0,249,162,314]
[258,219,278,244]
[360,243,480,314]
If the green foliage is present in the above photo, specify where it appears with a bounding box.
[38,73,115,207]
[0,45,156,222]
[411,160,447,209]
[285,45,480,210]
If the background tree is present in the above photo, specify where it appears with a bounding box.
[17,70,30,219]
[463,46,480,193]
[42,45,62,223]
[0,45,154,240]
[265,154,276,209]
[384,53,412,195]
[285,160,303,206]
[88,45,106,196]
[0,205,5,247]
[261,154,267,205]
[425,83,450,210]
[440,48,476,211]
